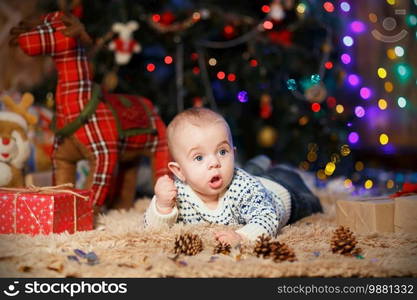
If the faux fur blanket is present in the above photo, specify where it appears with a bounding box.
[0,191,416,277]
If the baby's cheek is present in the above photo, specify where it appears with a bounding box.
[224,165,235,183]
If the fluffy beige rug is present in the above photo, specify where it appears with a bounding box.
[0,191,416,278]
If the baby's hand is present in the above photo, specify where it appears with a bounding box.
[214,230,243,247]
[154,175,177,214]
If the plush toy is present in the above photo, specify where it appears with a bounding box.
[109,21,141,65]
[11,11,170,209]
[0,93,37,187]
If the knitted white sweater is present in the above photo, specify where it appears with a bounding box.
[144,168,291,240]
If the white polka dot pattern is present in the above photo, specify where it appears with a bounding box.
[173,168,288,238]
[0,189,93,235]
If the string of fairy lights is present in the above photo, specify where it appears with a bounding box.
[291,0,417,194]
[334,0,416,193]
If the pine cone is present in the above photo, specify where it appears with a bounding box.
[174,233,203,256]
[253,234,272,258]
[330,226,362,256]
[269,241,297,262]
[254,234,297,262]
[213,241,231,255]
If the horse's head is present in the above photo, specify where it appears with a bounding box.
[17,11,78,57]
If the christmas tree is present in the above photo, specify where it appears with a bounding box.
[70,0,350,167]
[1,0,416,194]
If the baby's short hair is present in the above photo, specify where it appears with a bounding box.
[167,108,232,159]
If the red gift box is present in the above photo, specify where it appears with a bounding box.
[0,184,93,235]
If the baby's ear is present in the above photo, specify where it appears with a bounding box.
[168,162,185,181]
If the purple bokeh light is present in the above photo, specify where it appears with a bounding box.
[341,53,351,64]
[350,21,366,33]
[381,143,396,155]
[347,74,360,86]
[348,132,359,144]
[347,122,352,127]
[237,91,248,103]
[360,87,372,99]
[354,106,365,118]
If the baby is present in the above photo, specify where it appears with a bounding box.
[144,108,322,245]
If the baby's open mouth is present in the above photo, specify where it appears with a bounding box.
[210,176,220,183]
[208,175,223,189]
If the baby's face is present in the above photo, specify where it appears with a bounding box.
[172,121,235,201]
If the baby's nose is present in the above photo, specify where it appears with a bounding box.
[208,156,220,168]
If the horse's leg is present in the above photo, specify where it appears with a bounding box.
[80,146,106,216]
[80,143,118,208]
[67,101,120,208]
[52,137,83,186]
[110,160,139,209]
[79,143,97,190]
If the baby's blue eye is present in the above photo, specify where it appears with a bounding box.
[219,149,227,156]
[194,155,203,161]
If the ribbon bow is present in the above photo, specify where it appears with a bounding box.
[1,183,88,199]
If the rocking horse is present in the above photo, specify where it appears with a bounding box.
[10,11,170,209]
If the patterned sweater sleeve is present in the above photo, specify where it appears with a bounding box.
[234,172,283,240]
[143,195,178,228]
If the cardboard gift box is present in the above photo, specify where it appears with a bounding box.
[336,197,395,234]
[0,185,92,235]
[394,195,417,233]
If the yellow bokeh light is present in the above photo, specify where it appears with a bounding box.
[386,0,395,5]
[364,179,373,189]
[296,3,306,14]
[316,169,327,180]
[322,43,331,53]
[379,133,389,145]
[387,48,396,60]
[299,116,309,126]
[355,161,364,171]
[192,12,201,20]
[340,144,351,156]
[307,151,318,162]
[386,179,394,189]
[299,161,309,171]
[336,104,344,113]
[377,67,387,79]
[208,58,217,66]
[378,99,388,110]
[368,13,378,23]
[344,179,353,188]
[384,81,394,93]
[325,162,336,176]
